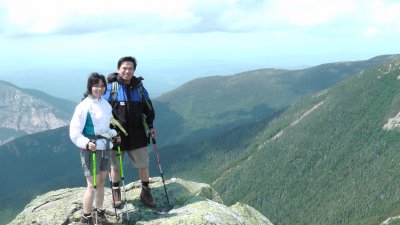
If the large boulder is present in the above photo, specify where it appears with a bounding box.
[9,178,272,225]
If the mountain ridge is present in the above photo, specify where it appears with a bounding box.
[0,80,75,144]
[211,57,400,224]
[154,54,400,146]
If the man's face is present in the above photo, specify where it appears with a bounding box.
[118,61,135,83]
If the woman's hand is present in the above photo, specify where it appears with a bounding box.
[86,141,96,151]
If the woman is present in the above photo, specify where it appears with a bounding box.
[70,72,117,225]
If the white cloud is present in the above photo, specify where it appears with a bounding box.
[0,0,399,39]
[0,0,359,35]
[0,0,198,35]
[358,0,400,38]
[362,27,380,37]
[264,0,357,27]
[366,0,400,25]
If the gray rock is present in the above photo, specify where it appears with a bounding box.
[0,81,70,144]
[9,177,272,225]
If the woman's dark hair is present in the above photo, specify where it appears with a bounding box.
[117,56,137,70]
[82,72,106,99]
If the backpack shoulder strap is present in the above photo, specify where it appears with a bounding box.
[138,85,144,101]
[111,81,118,102]
[138,85,152,110]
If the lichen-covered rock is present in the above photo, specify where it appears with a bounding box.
[383,111,400,130]
[381,215,400,225]
[9,177,272,225]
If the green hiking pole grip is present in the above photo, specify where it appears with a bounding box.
[92,151,97,188]
[117,146,124,179]
[92,150,98,225]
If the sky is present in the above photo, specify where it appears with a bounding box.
[0,0,399,101]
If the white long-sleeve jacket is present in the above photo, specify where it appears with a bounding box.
[69,96,116,150]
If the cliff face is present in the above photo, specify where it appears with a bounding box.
[9,178,272,225]
[0,81,71,144]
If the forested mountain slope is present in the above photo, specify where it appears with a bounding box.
[158,57,400,225]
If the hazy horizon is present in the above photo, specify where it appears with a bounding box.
[0,54,386,102]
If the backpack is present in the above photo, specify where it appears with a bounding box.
[109,80,152,111]
[107,73,153,132]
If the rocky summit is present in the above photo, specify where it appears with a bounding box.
[9,178,272,225]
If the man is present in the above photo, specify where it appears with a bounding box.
[103,56,157,208]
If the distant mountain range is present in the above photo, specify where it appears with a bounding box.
[154,54,400,146]
[1,54,400,225]
[0,81,75,144]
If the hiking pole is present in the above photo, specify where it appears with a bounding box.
[92,150,99,225]
[117,146,129,221]
[151,138,170,207]
[110,118,129,220]
[108,170,119,221]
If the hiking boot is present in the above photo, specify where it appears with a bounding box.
[140,186,156,208]
[95,209,109,225]
[112,187,122,208]
[79,215,94,225]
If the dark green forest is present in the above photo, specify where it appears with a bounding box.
[158,59,400,224]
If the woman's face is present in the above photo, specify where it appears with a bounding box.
[91,79,106,99]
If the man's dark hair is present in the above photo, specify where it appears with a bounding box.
[117,56,137,70]
[83,72,106,99]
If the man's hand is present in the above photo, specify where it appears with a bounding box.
[149,128,157,138]
[112,135,121,145]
